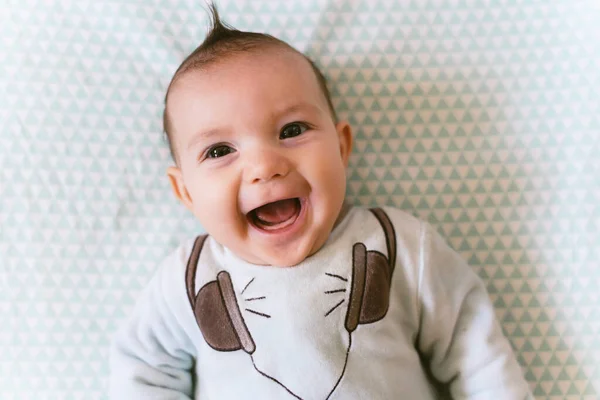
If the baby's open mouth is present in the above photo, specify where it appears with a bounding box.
[248,198,301,231]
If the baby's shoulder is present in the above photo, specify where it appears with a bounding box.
[337,206,428,277]
[150,236,202,284]
[349,205,426,243]
[378,205,424,231]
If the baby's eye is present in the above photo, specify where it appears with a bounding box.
[280,122,309,139]
[207,144,235,159]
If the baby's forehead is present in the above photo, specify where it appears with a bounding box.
[182,46,314,83]
[171,48,327,109]
[168,51,328,126]
[174,42,284,74]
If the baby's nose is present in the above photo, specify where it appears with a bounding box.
[244,148,291,184]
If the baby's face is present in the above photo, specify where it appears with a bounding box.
[167,48,352,266]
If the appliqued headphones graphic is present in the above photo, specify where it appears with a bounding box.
[184,208,397,354]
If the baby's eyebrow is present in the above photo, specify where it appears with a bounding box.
[274,102,323,119]
[187,127,228,150]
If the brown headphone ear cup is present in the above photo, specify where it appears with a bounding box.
[195,279,242,352]
[345,243,392,333]
[195,271,256,354]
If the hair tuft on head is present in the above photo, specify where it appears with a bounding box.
[203,2,237,46]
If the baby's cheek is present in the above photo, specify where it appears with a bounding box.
[194,184,240,232]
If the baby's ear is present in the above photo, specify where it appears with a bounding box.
[167,166,194,211]
[335,121,353,167]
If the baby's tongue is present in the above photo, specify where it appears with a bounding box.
[254,199,299,227]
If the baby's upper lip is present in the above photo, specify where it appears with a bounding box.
[244,196,301,216]
[242,189,304,216]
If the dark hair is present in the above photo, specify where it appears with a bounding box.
[162,3,337,163]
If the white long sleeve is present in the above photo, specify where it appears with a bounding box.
[109,250,195,399]
[416,221,532,399]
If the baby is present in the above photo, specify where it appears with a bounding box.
[110,5,532,400]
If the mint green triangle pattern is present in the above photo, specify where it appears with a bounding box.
[1,0,599,399]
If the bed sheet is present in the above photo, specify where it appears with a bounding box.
[1,0,599,398]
